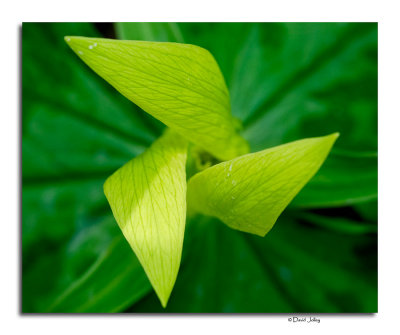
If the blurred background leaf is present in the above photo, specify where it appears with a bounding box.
[22,22,377,313]
[115,22,184,43]
[22,22,159,312]
[128,213,376,313]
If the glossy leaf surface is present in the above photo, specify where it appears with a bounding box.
[180,23,377,207]
[47,233,151,313]
[104,130,187,307]
[188,134,338,236]
[129,214,377,313]
[22,23,157,313]
[22,23,377,313]
[65,36,248,161]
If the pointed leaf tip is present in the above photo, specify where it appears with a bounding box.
[104,130,188,307]
[65,36,248,161]
[187,133,339,236]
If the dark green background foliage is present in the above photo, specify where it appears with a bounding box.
[22,22,377,313]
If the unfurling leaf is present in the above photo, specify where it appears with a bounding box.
[103,130,187,307]
[65,36,249,161]
[187,133,339,236]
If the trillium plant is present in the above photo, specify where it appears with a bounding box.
[65,36,339,307]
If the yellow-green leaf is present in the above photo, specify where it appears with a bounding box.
[65,36,248,161]
[103,130,187,307]
[187,133,339,237]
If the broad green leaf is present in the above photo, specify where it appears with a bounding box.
[26,215,152,313]
[236,23,377,208]
[245,213,377,312]
[103,130,188,307]
[187,133,338,236]
[23,23,377,313]
[291,150,377,207]
[296,212,377,235]
[47,235,151,313]
[129,214,376,313]
[354,200,378,222]
[178,23,254,91]
[22,179,107,252]
[129,217,293,312]
[22,23,158,313]
[115,22,184,43]
[65,36,249,161]
[182,23,377,207]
